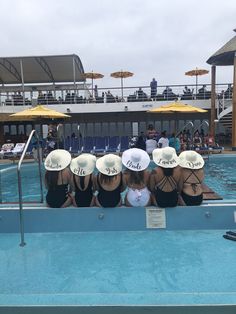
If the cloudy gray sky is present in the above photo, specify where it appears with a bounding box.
[1,0,236,88]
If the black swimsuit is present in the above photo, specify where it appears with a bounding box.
[155,175,178,208]
[46,173,69,208]
[97,174,123,208]
[181,170,203,206]
[74,174,93,207]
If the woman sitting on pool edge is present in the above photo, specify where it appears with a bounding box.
[94,154,125,207]
[44,149,72,208]
[150,147,181,208]
[122,148,152,207]
[178,150,204,206]
[70,153,96,207]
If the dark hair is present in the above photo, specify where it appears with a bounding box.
[128,169,144,185]
[45,170,59,190]
[99,173,118,185]
[162,167,174,177]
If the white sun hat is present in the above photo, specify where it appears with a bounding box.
[44,149,71,171]
[152,147,179,168]
[70,153,96,176]
[122,148,150,171]
[96,154,122,176]
[179,150,204,169]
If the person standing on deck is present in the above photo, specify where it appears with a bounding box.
[150,78,157,99]
[157,131,169,148]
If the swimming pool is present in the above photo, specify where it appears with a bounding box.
[0,205,236,313]
[0,155,236,203]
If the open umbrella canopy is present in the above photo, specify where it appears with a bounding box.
[83,72,104,98]
[185,68,209,77]
[185,68,209,96]
[110,71,133,79]
[10,105,71,119]
[83,72,104,79]
[110,70,133,100]
[148,102,207,113]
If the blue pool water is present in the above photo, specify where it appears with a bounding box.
[0,155,236,203]
[0,229,236,305]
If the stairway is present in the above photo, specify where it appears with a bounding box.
[217,100,233,131]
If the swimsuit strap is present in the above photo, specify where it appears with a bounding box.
[183,170,202,184]
[183,170,202,193]
[157,175,176,190]
[60,171,64,185]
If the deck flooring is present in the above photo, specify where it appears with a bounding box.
[202,183,223,200]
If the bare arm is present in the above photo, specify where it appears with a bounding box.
[149,170,156,192]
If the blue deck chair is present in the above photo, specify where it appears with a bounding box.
[82,137,95,153]
[106,136,119,153]
[94,136,107,154]
[119,136,129,152]
[70,137,80,155]
[64,137,71,151]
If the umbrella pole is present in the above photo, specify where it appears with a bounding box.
[92,78,94,99]
[195,75,198,99]
[121,76,123,101]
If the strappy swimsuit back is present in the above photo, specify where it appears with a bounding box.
[73,174,93,207]
[97,173,122,208]
[181,170,203,206]
[46,172,68,208]
[155,172,178,207]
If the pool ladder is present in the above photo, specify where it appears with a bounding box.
[17,130,44,247]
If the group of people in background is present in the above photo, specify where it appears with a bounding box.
[133,124,216,155]
[44,147,205,209]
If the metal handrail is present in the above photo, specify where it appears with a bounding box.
[176,121,194,137]
[193,121,210,161]
[17,130,44,247]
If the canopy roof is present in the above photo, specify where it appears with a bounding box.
[0,54,85,84]
[207,35,236,66]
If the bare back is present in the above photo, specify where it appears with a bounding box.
[150,166,181,192]
[180,168,204,196]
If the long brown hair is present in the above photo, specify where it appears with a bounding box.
[99,173,118,185]
[128,169,144,185]
[45,170,59,190]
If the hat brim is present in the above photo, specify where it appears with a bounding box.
[122,148,150,171]
[179,151,204,169]
[44,149,71,171]
[70,154,96,176]
[96,154,122,176]
[152,148,179,168]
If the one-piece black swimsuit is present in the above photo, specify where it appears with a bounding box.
[97,174,122,208]
[181,170,203,206]
[46,172,68,208]
[74,174,93,207]
[155,174,178,208]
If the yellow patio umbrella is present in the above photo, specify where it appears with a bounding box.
[110,70,133,100]
[148,102,207,114]
[148,101,208,132]
[10,105,71,119]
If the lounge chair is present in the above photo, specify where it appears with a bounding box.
[0,143,15,159]
[106,136,119,153]
[94,136,108,154]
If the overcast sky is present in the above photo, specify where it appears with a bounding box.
[1,0,236,88]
